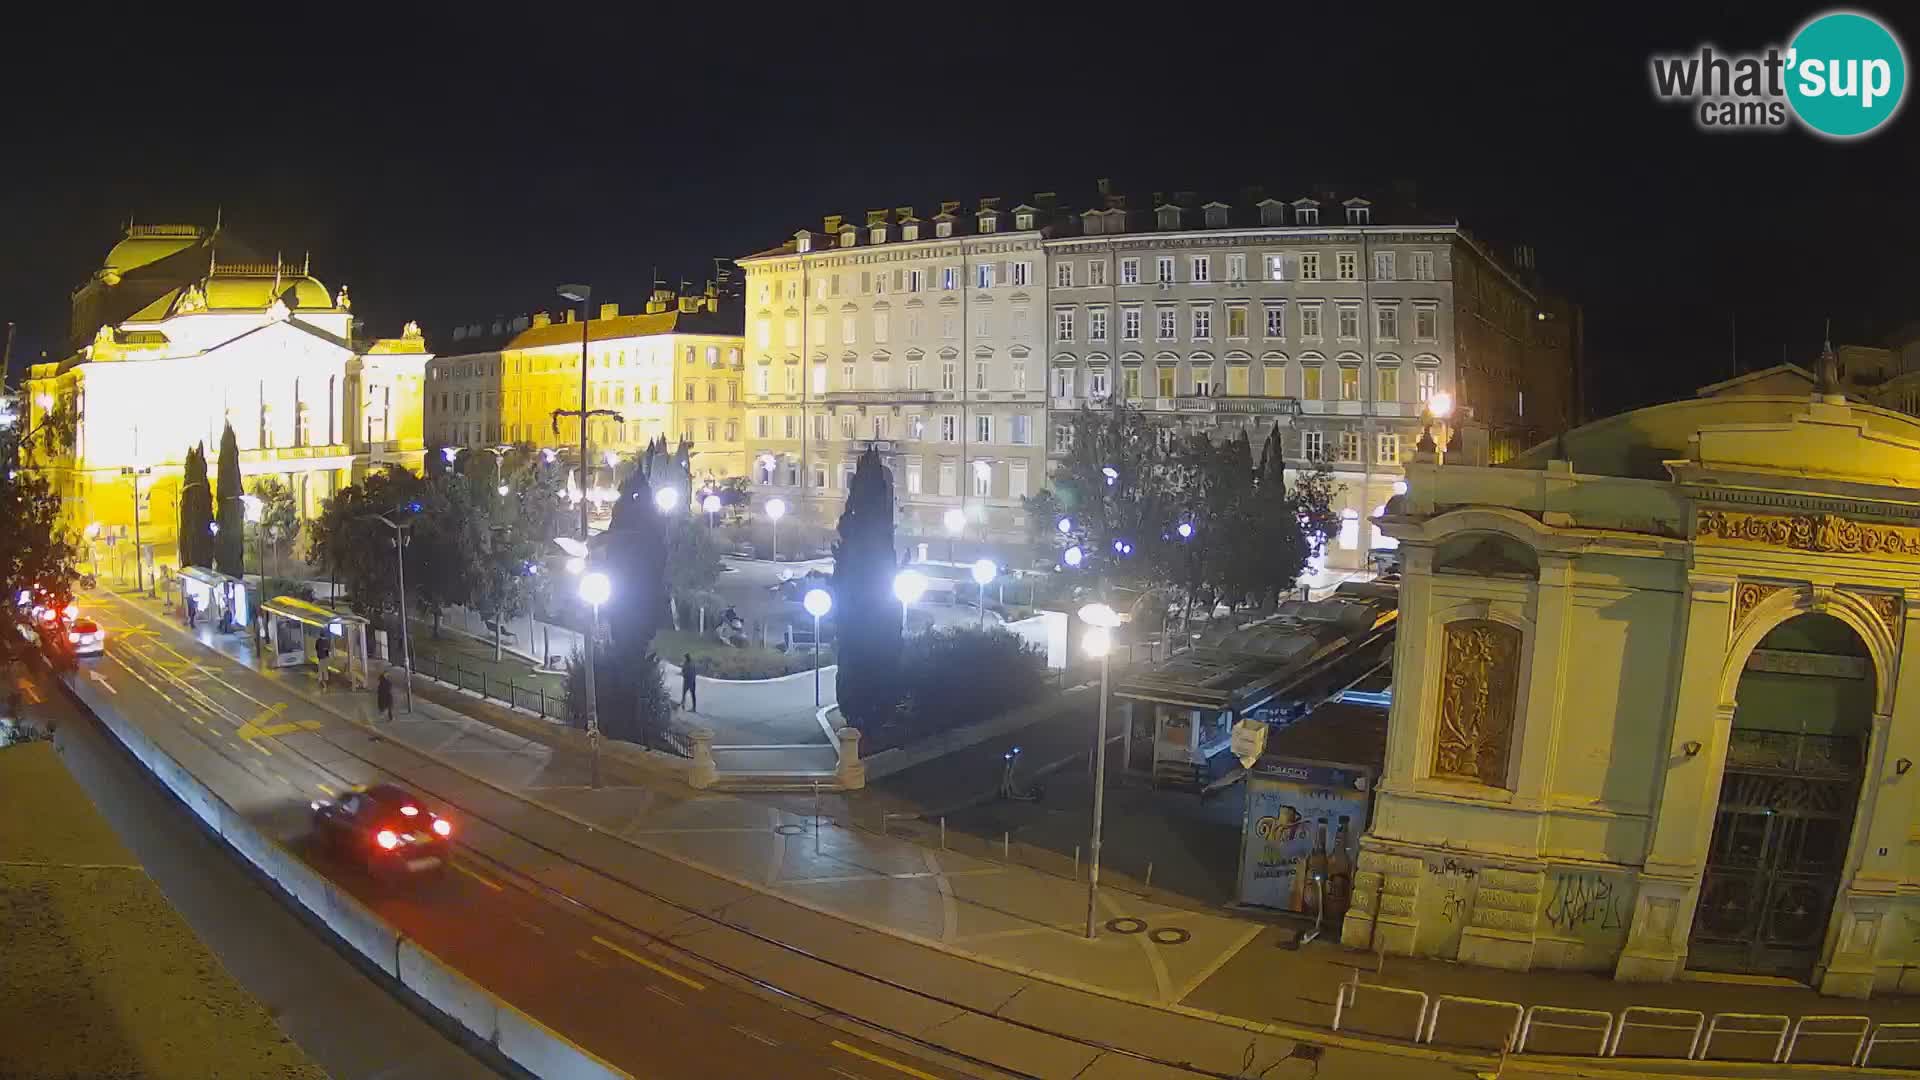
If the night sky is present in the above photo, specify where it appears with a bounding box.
[3,4,1915,419]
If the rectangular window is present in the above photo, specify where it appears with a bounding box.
[1302,430,1324,460]
[1340,366,1360,401]
[939,461,956,496]
[841,414,856,439]
[1303,366,1323,400]
[1157,307,1177,341]
[1411,251,1436,281]
[1264,254,1285,281]
[1378,366,1399,401]
[1056,262,1074,288]
[906,361,921,389]
[812,364,827,394]
[1191,307,1212,341]
[784,318,800,347]
[1010,414,1031,445]
[941,361,957,390]
[1227,305,1248,339]
[1088,260,1107,287]
[1377,433,1400,464]
[1120,258,1140,285]
[1190,255,1210,283]
[685,381,696,401]
[1376,305,1399,341]
[1122,366,1141,399]
[1414,304,1438,341]
[1227,366,1249,395]
[1157,366,1176,398]
[1053,424,1072,452]
[755,415,770,438]
[1055,308,1075,342]
[1338,429,1361,461]
[941,266,959,290]
[813,414,826,441]
[1122,307,1141,341]
[974,361,989,390]
[1011,309,1027,337]
[1089,307,1108,342]
[940,414,958,442]
[841,316,856,345]
[909,414,925,440]
[1226,254,1246,283]
[871,361,889,390]
[1089,368,1110,398]
[907,268,924,293]
[1417,369,1437,403]
[1192,367,1214,396]
[725,420,738,441]
[976,414,993,443]
[1300,252,1321,281]
[814,464,828,490]
[1373,252,1395,281]
[1337,252,1358,280]
[874,312,889,342]
[1011,262,1030,287]
[1264,303,1286,339]
[1011,360,1026,390]
[1301,304,1322,339]
[1337,305,1360,340]
[1010,461,1029,499]
[972,462,992,497]
[906,462,922,494]
[705,419,717,442]
[941,313,956,339]
[1053,367,1073,399]
[755,319,771,349]
[906,314,921,339]
[976,263,995,289]
[1156,256,1175,283]
[842,363,856,389]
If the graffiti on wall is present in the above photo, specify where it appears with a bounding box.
[1412,857,1479,960]
[1541,869,1633,943]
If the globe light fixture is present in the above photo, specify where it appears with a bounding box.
[653,486,681,512]
[565,556,585,575]
[892,569,927,606]
[1082,626,1112,658]
[1056,517,1073,535]
[497,484,510,496]
[1393,480,1408,495]
[943,507,966,534]
[441,447,460,462]
[578,570,611,608]
[1063,545,1083,567]
[1101,466,1118,486]
[803,587,833,619]
[604,451,618,468]
[84,522,101,540]
[1176,521,1194,540]
[971,558,997,586]
[208,522,219,535]
[766,497,787,522]
[541,448,558,463]
[1078,602,1120,629]
[702,494,722,514]
[1429,391,1454,419]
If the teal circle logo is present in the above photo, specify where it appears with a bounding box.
[1787,11,1907,138]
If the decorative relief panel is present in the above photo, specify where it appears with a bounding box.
[1734,581,1789,631]
[1698,509,1920,559]
[1844,588,1902,643]
[1432,619,1523,787]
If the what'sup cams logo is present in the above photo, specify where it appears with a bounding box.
[1650,10,1906,138]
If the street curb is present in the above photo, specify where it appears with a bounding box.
[58,660,632,1080]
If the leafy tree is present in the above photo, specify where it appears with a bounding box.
[410,453,484,636]
[1040,403,1177,590]
[308,465,427,633]
[178,444,214,569]
[1290,459,1343,560]
[248,477,300,579]
[665,516,723,629]
[1019,488,1066,570]
[897,626,1047,742]
[214,423,245,576]
[832,447,903,731]
[0,409,79,666]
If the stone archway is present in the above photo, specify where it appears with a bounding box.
[1691,611,1876,979]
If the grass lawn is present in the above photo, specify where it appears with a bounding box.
[407,619,567,716]
[655,628,834,680]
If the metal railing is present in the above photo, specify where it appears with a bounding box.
[413,649,561,722]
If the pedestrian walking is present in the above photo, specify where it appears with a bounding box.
[314,631,332,690]
[377,669,395,723]
[680,654,698,712]
[184,593,198,628]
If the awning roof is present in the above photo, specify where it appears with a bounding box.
[262,597,367,627]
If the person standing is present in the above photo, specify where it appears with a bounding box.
[184,593,198,629]
[680,654,698,713]
[314,631,332,690]
[376,669,395,723]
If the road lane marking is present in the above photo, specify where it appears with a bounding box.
[644,985,682,1006]
[513,917,547,936]
[86,670,117,694]
[236,703,324,743]
[317,782,336,797]
[830,1042,941,1080]
[731,1025,780,1047]
[829,1069,871,1080]
[590,935,706,991]
[452,862,504,892]
[573,948,610,968]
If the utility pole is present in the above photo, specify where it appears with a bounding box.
[556,285,622,789]
[375,512,414,712]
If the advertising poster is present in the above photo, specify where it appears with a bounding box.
[1237,756,1374,915]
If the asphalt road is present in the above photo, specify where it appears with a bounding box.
[76,588,976,1080]
[26,662,507,1080]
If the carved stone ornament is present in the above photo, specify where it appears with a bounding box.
[1734,581,1789,630]
[1697,509,1920,558]
[1432,619,1522,787]
[1844,588,1902,642]
[174,283,206,314]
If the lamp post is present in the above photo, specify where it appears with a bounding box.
[579,569,611,789]
[943,506,965,563]
[803,587,831,707]
[374,511,415,713]
[702,493,721,530]
[1078,602,1120,939]
[766,497,786,561]
[120,465,152,595]
[558,284,600,749]
[971,558,997,628]
[892,569,926,635]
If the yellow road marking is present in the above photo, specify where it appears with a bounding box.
[452,861,504,892]
[573,948,610,968]
[15,680,41,704]
[590,935,706,991]
[317,782,336,797]
[830,1041,942,1080]
[514,917,547,936]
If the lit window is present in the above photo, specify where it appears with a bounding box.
[1300,253,1321,281]
[1338,509,1360,549]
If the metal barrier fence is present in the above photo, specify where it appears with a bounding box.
[1333,978,1916,1069]
[414,649,561,722]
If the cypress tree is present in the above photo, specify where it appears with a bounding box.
[214,423,245,576]
[590,456,673,746]
[179,444,214,569]
[832,447,902,730]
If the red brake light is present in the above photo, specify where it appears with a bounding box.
[432,818,451,837]
[400,805,419,817]
[376,829,399,850]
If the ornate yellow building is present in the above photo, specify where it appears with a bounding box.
[1346,357,1920,997]
[26,223,430,570]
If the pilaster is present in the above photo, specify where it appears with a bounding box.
[1342,845,1422,955]
[1458,865,1546,970]
[1513,553,1573,804]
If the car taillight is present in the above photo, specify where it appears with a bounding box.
[432,818,451,837]
[376,830,399,850]
[67,632,79,643]
[400,805,419,817]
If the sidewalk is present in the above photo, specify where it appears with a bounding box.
[135,587,1920,1073]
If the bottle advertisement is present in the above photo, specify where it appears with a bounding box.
[1236,756,1374,915]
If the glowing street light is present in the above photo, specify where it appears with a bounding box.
[802,587,832,706]
[702,493,721,529]
[653,486,681,513]
[971,558,997,627]
[1176,521,1194,540]
[497,484,510,496]
[1077,600,1121,939]
[1056,517,1073,535]
[943,506,966,562]
[578,569,611,788]
[892,569,926,634]
[1101,466,1118,486]
[1428,391,1454,419]
[1063,545,1083,568]
[603,450,618,468]
[579,570,611,608]
[565,556,585,575]
[766,497,787,560]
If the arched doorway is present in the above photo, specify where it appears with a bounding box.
[1690,613,1873,980]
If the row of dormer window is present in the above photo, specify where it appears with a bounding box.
[794,197,1376,252]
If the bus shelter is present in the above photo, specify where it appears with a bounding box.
[177,565,248,633]
[260,597,369,689]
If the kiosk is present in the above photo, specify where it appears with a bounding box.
[260,597,369,689]
[177,565,248,632]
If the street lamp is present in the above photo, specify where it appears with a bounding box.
[119,465,152,595]
[766,497,787,561]
[1063,545,1083,568]
[803,587,831,707]
[83,522,101,581]
[702,493,721,528]
[374,511,416,713]
[943,506,965,562]
[579,569,612,789]
[1056,517,1073,535]
[1176,521,1193,540]
[971,558,996,628]
[653,486,681,513]
[1078,601,1120,939]
[892,569,926,634]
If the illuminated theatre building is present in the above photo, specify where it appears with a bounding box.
[1344,352,1920,996]
[25,223,430,569]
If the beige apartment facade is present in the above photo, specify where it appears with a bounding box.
[738,202,1052,561]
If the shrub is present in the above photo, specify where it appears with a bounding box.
[898,626,1046,739]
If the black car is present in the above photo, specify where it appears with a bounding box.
[311,783,454,879]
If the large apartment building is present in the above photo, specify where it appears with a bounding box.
[741,182,1580,569]
[426,284,747,483]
